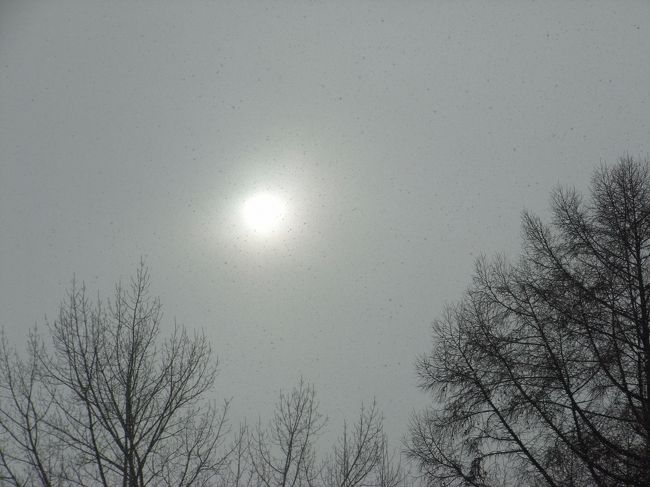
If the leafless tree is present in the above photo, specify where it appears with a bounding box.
[321,400,390,487]
[0,330,62,486]
[230,383,404,487]
[220,423,259,487]
[0,263,231,487]
[374,440,404,487]
[407,157,650,486]
[1,263,410,487]
[249,379,326,487]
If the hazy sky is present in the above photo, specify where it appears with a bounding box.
[1,1,649,446]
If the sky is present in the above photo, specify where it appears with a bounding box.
[1,1,649,448]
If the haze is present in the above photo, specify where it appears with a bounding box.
[1,1,649,447]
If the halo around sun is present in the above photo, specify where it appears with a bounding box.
[242,192,287,235]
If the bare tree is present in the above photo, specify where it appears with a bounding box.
[9,263,233,487]
[1,264,409,487]
[220,423,259,487]
[233,385,404,487]
[407,157,650,486]
[249,379,326,487]
[374,440,404,487]
[321,400,386,487]
[0,330,62,486]
[51,264,230,486]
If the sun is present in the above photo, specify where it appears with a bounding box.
[242,192,287,235]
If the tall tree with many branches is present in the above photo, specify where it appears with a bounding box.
[249,379,326,487]
[0,331,61,487]
[407,157,650,486]
[247,379,403,487]
[321,399,401,487]
[0,264,231,487]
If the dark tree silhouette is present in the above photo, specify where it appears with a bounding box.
[407,157,650,486]
[0,331,61,487]
[244,379,403,487]
[249,379,326,487]
[0,264,231,487]
[1,268,407,487]
[321,400,400,487]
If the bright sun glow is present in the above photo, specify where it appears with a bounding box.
[242,192,287,235]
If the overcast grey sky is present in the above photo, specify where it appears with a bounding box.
[1,1,649,446]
